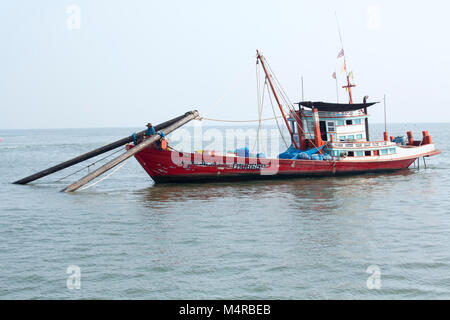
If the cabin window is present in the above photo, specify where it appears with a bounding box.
[327,122,336,132]
[365,151,371,156]
[307,121,314,132]
[339,136,346,141]
[332,150,340,156]
[337,120,345,126]
[389,148,396,154]
[354,119,362,125]
[347,151,355,157]
[356,134,363,139]
[346,120,353,125]
[373,150,380,156]
[347,135,354,140]
[290,121,296,134]
[356,151,364,157]
[381,149,388,155]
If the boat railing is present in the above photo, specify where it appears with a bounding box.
[297,109,367,119]
[328,141,395,149]
[318,110,366,118]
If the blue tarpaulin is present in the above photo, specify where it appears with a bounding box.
[278,145,326,160]
[235,147,250,158]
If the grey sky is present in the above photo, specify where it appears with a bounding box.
[1,0,449,129]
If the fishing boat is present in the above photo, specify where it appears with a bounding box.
[128,51,440,183]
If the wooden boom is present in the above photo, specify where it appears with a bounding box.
[12,113,190,185]
[62,110,199,192]
[256,50,299,149]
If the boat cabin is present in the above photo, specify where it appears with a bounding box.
[255,50,435,162]
[286,100,402,159]
[289,106,369,144]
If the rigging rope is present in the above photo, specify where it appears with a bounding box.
[54,147,125,182]
[78,160,129,191]
[267,82,289,149]
[196,53,321,154]
[197,116,282,123]
[259,54,320,151]
[252,61,267,154]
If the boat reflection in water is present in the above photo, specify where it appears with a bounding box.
[140,169,417,210]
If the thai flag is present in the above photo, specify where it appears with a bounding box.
[337,49,345,59]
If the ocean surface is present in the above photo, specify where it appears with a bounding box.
[0,123,449,299]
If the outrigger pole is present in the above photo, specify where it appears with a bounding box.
[62,110,199,192]
[13,112,193,185]
[256,50,300,149]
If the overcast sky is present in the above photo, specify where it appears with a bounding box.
[1,0,449,129]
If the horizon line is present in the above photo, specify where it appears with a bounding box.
[0,122,449,131]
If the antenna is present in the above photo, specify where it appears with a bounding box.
[301,76,304,101]
[335,12,347,76]
[384,94,387,132]
[335,13,345,56]
[334,70,339,103]
[335,12,356,104]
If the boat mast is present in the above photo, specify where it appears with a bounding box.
[336,12,356,104]
[342,75,356,104]
[256,50,300,149]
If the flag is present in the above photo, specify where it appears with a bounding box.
[340,62,347,73]
[337,49,345,59]
[332,72,336,79]
[348,71,354,79]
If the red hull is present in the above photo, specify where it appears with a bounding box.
[132,146,438,183]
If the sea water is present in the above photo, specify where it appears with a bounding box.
[0,123,449,299]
